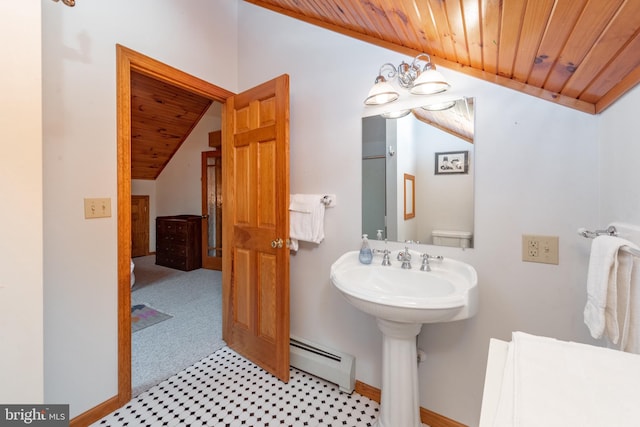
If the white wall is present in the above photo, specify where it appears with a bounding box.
[156,103,221,217]
[414,122,475,243]
[42,0,237,417]
[239,3,602,425]
[599,84,640,227]
[0,0,44,404]
[396,119,418,241]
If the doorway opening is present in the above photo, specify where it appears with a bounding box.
[116,44,234,405]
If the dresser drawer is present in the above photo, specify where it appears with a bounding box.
[155,215,202,271]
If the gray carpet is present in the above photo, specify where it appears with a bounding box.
[131,255,225,397]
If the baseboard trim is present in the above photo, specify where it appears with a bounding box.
[355,381,468,427]
[72,378,466,426]
[70,395,121,427]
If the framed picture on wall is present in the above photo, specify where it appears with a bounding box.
[435,151,469,175]
[403,173,415,220]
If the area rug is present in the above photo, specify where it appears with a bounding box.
[132,304,172,333]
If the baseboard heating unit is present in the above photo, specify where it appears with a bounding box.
[289,335,355,393]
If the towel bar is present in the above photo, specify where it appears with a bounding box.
[320,194,336,207]
[579,226,640,258]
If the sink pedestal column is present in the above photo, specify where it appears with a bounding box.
[374,318,424,427]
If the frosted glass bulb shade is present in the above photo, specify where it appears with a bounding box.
[410,69,450,95]
[381,109,411,119]
[364,81,400,105]
[421,100,456,111]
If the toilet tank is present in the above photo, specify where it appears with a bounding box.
[432,230,473,248]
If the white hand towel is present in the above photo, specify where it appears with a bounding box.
[621,255,640,353]
[606,247,635,345]
[289,194,326,250]
[584,235,637,342]
[612,247,634,347]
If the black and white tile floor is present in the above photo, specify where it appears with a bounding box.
[93,347,380,426]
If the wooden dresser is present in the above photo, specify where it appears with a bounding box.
[155,215,202,271]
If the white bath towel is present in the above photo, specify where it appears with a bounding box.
[289,194,326,250]
[492,332,640,427]
[584,235,638,344]
[620,255,640,353]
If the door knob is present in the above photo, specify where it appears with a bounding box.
[271,238,284,249]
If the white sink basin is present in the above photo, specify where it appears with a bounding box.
[330,250,478,427]
[330,250,478,323]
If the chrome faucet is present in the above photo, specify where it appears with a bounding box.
[420,253,444,271]
[420,253,431,271]
[381,249,392,266]
[373,239,393,266]
[399,246,412,269]
[396,246,411,261]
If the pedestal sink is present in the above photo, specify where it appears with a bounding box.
[330,250,478,427]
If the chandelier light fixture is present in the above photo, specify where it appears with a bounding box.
[364,53,450,106]
[52,0,76,7]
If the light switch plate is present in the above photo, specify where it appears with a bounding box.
[84,198,111,219]
[522,234,559,264]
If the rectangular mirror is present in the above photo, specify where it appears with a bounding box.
[362,98,475,248]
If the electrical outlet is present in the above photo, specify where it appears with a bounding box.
[522,234,559,264]
[84,198,112,219]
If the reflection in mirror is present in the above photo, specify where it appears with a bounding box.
[362,98,475,248]
[403,173,415,220]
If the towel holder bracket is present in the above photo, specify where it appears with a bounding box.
[578,226,617,239]
[579,224,640,257]
[321,194,337,208]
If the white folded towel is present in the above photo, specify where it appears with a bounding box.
[584,235,638,344]
[493,332,640,427]
[621,255,640,353]
[289,194,326,250]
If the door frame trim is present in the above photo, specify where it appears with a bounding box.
[115,44,233,407]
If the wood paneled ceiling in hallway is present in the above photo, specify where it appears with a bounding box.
[131,71,212,180]
[245,0,640,114]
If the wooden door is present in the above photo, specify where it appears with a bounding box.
[201,150,222,270]
[131,195,149,257]
[201,150,223,270]
[222,75,290,382]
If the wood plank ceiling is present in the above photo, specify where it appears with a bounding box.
[413,97,475,143]
[245,0,640,114]
[131,71,212,180]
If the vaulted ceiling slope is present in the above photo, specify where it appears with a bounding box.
[131,71,212,180]
[245,0,640,114]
